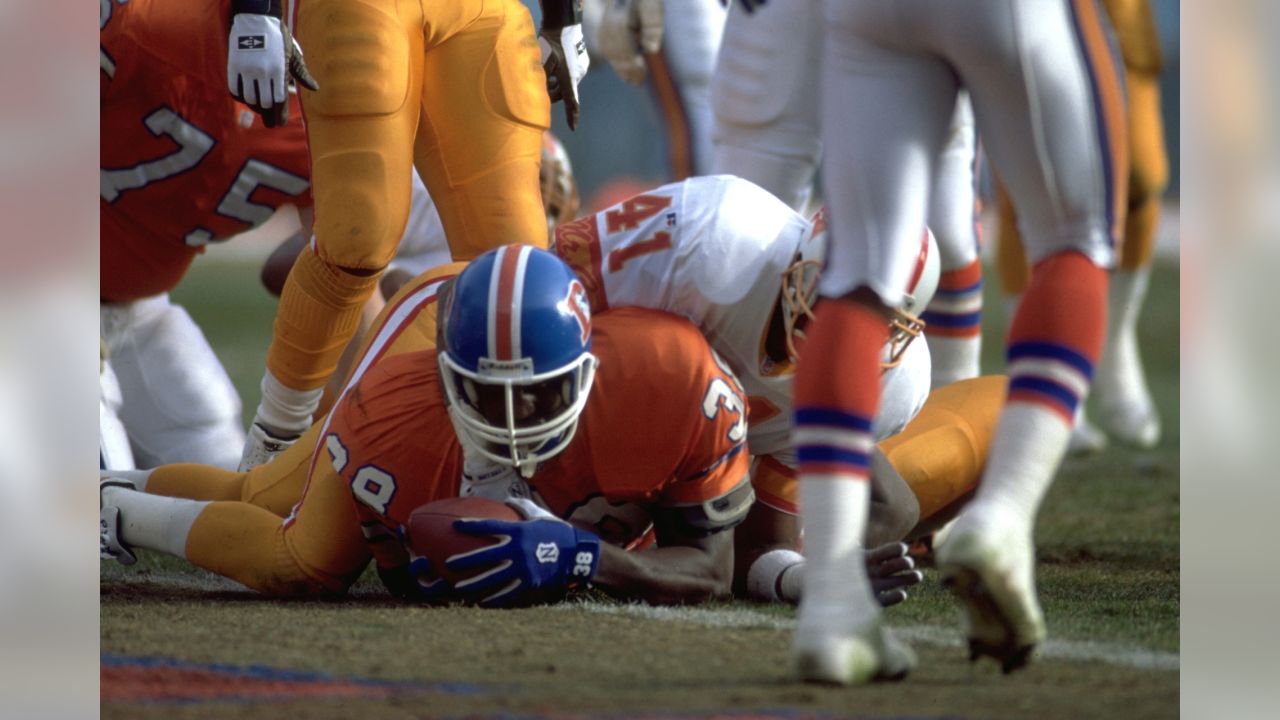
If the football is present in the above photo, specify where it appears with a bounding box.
[405,496,522,587]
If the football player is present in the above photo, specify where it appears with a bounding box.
[101,0,312,469]
[543,175,1011,605]
[711,1,985,389]
[233,0,592,472]
[385,174,999,604]
[994,0,1169,452]
[101,247,756,607]
[780,0,1126,683]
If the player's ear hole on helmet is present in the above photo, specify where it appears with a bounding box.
[461,377,572,428]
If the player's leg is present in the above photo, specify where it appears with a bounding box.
[101,456,369,595]
[100,351,135,471]
[1093,60,1168,448]
[935,0,1126,671]
[243,0,424,465]
[105,295,245,469]
[922,94,985,387]
[992,174,1109,456]
[644,0,727,179]
[793,0,958,684]
[711,0,823,211]
[412,0,549,262]
[878,376,1007,536]
[140,420,326,518]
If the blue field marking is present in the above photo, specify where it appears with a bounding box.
[445,710,967,720]
[102,652,494,704]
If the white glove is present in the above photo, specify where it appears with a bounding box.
[539,24,591,130]
[227,13,318,127]
[594,0,664,85]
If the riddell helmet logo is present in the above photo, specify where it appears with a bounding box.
[565,280,590,344]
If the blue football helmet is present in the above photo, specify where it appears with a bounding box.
[438,245,598,477]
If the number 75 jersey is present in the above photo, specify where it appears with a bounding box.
[100,0,313,303]
[552,175,930,465]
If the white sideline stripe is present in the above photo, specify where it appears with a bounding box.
[559,601,1179,672]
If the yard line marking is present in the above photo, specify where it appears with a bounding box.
[559,601,1179,672]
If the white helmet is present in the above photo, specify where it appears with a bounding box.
[780,208,939,369]
[886,227,940,368]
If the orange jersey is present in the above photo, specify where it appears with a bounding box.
[100,0,312,302]
[321,306,751,568]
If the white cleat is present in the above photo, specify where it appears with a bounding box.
[1067,414,1109,456]
[238,422,299,472]
[935,519,1045,674]
[1096,396,1161,449]
[794,616,916,685]
[100,475,138,565]
[100,506,136,566]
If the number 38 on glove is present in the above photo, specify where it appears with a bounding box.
[446,509,601,608]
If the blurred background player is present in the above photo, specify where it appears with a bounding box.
[711,1,985,388]
[101,0,312,469]
[789,0,1127,683]
[585,0,727,180]
[993,0,1168,452]
[234,0,591,470]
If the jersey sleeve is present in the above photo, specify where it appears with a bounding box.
[584,310,753,536]
[653,338,754,536]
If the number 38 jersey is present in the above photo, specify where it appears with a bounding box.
[323,296,752,570]
[100,0,313,302]
[552,175,930,470]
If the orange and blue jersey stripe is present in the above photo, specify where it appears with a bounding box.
[1067,0,1129,247]
[794,408,875,477]
[1006,340,1095,424]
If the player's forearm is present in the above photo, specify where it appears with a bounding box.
[592,541,734,605]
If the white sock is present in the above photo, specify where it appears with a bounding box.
[254,371,323,437]
[101,486,207,559]
[747,549,805,603]
[926,335,982,387]
[966,403,1071,533]
[796,477,879,634]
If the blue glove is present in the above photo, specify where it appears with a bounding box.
[406,555,452,604]
[446,518,601,608]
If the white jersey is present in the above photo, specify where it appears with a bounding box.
[552,175,930,466]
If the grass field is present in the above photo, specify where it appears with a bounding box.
[101,246,1180,719]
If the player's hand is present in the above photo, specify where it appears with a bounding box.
[406,555,453,604]
[227,1,319,128]
[866,542,924,607]
[595,0,664,85]
[539,24,590,130]
[446,516,601,607]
